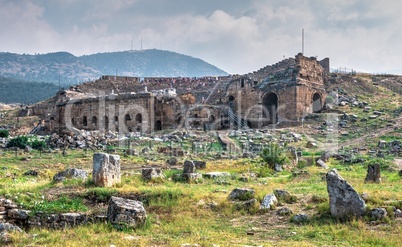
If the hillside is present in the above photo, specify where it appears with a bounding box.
[0,50,228,85]
[0,76,59,104]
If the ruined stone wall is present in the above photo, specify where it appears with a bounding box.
[54,93,156,134]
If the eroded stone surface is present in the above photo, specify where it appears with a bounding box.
[260,194,278,210]
[365,164,381,183]
[142,168,165,181]
[53,168,88,183]
[93,153,121,187]
[107,196,147,229]
[326,169,366,218]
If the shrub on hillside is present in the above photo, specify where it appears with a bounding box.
[6,136,47,150]
[0,129,9,138]
[6,136,29,149]
[260,142,289,170]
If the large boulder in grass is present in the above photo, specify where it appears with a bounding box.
[326,169,366,218]
[107,196,147,229]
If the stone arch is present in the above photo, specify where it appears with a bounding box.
[125,114,132,123]
[312,92,322,113]
[82,116,88,127]
[176,115,183,125]
[92,116,98,127]
[155,120,162,131]
[262,92,278,124]
[209,115,216,123]
[135,113,142,123]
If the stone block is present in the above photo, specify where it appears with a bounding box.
[93,153,121,187]
[142,168,165,181]
[183,160,196,173]
[365,164,381,183]
[107,196,147,229]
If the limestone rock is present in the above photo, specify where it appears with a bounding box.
[193,161,206,169]
[182,173,203,183]
[277,207,293,216]
[228,188,255,201]
[93,153,121,187]
[235,198,258,211]
[107,196,147,229]
[53,168,88,183]
[183,160,196,173]
[142,168,165,181]
[7,209,30,220]
[23,170,38,176]
[370,208,387,220]
[274,189,295,203]
[316,159,328,169]
[292,213,310,223]
[0,223,22,232]
[203,172,231,179]
[260,194,277,210]
[326,169,366,218]
[365,164,381,183]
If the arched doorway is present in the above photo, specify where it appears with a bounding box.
[92,116,98,127]
[155,120,162,131]
[135,113,142,123]
[49,117,55,130]
[82,116,88,127]
[262,92,278,124]
[312,93,322,112]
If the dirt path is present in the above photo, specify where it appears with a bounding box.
[308,116,402,152]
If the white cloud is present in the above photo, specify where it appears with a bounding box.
[1,0,402,74]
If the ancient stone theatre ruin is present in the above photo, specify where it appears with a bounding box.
[29,53,329,134]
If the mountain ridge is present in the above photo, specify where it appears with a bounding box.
[0,49,229,85]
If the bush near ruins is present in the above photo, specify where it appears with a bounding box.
[260,142,288,170]
[6,136,47,150]
[0,129,9,138]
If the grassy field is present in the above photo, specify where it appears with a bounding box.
[0,148,401,247]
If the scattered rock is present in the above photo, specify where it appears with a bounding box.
[166,157,178,166]
[107,196,147,229]
[365,164,381,183]
[274,189,296,203]
[260,194,277,210]
[23,170,38,176]
[203,172,231,179]
[316,159,328,169]
[53,168,88,183]
[183,160,196,174]
[141,168,165,181]
[370,208,387,220]
[228,188,255,201]
[277,207,293,216]
[292,214,309,223]
[326,169,366,218]
[274,163,283,172]
[193,161,206,169]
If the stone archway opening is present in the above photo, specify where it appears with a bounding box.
[312,92,322,113]
[155,120,162,131]
[262,92,278,125]
[135,113,142,123]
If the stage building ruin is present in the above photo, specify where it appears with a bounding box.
[28,53,329,134]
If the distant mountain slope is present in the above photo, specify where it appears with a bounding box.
[0,49,228,85]
[0,76,59,104]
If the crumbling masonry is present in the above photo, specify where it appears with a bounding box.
[28,53,328,134]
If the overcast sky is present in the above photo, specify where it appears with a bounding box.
[1,0,401,74]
